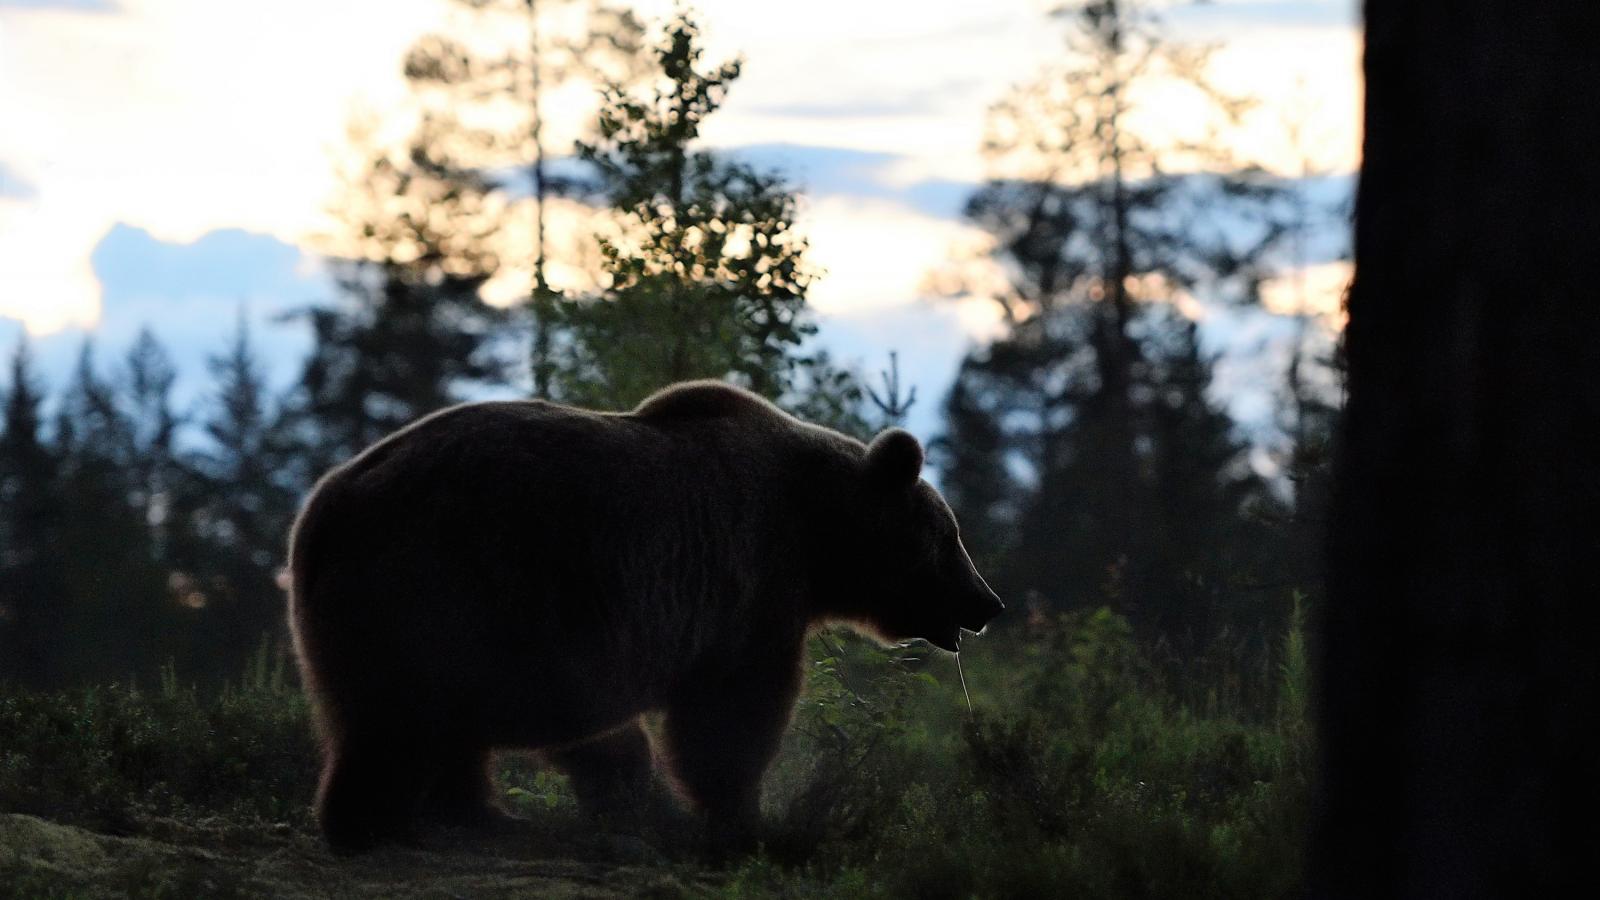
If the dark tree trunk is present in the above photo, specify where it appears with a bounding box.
[1318,3,1600,896]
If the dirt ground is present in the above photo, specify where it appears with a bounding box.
[0,813,718,899]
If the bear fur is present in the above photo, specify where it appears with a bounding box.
[287,380,1003,852]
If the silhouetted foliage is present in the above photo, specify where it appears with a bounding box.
[1,332,295,688]
[178,316,300,670]
[546,13,867,431]
[121,331,184,552]
[0,340,66,687]
[285,132,511,483]
[403,0,648,396]
[46,343,188,683]
[935,0,1298,648]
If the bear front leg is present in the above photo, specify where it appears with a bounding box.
[663,659,800,850]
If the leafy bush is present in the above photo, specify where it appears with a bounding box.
[0,652,318,830]
[727,606,1313,899]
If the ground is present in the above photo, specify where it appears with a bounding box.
[0,812,712,899]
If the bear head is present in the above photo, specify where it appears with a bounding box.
[835,428,1005,653]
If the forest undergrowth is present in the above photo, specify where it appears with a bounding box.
[0,605,1312,900]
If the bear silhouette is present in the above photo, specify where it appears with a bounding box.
[288,380,1003,852]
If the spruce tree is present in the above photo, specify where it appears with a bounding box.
[938,0,1289,642]
[52,344,175,682]
[290,135,511,481]
[550,13,862,423]
[121,329,185,566]
[184,316,298,672]
[930,357,1019,569]
[0,340,66,686]
[403,0,647,395]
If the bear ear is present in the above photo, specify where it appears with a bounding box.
[866,428,924,488]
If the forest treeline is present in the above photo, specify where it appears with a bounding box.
[0,2,1340,690]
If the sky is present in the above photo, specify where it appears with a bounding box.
[0,0,1360,444]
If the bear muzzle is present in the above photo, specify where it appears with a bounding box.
[926,586,1003,653]
[957,584,1005,635]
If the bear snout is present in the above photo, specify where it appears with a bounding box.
[959,587,1005,634]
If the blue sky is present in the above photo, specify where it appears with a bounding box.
[0,0,1358,447]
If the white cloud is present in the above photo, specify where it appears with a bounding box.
[799,195,979,317]
[0,0,443,330]
[0,193,105,332]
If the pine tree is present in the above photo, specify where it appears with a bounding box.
[183,316,298,672]
[121,329,185,565]
[929,357,1018,569]
[291,135,512,481]
[864,352,917,430]
[52,343,175,682]
[1274,310,1342,606]
[1142,315,1278,641]
[403,0,647,396]
[550,13,861,420]
[0,340,66,686]
[938,0,1289,641]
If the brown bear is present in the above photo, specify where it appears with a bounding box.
[287,380,1003,852]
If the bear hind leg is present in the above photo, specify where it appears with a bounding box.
[419,745,509,829]
[316,735,425,854]
[545,721,657,821]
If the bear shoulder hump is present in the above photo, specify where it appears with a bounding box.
[630,380,781,424]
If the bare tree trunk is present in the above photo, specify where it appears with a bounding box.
[527,0,552,398]
[1318,2,1600,896]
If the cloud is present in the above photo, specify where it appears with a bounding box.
[749,99,944,120]
[0,0,446,333]
[728,145,1351,266]
[728,143,1353,236]
[498,144,975,221]
[729,144,971,219]
[796,194,989,321]
[25,224,321,410]
[1166,1,1356,33]
[90,222,312,303]
[0,161,35,200]
[0,0,1359,344]
[0,0,121,12]
[747,79,985,121]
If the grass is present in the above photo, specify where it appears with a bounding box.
[0,607,1313,899]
